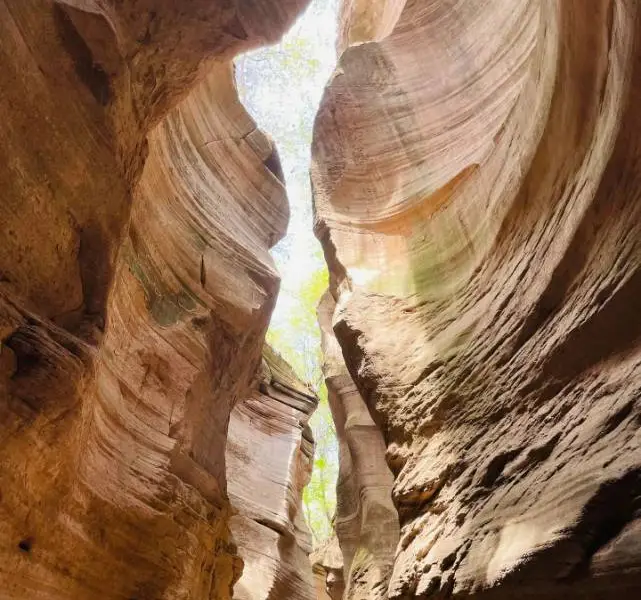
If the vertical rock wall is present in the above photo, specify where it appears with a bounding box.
[313,0,641,598]
[318,293,399,600]
[311,537,345,600]
[228,347,317,600]
[0,1,311,598]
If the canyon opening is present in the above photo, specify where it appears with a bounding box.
[235,0,340,550]
[1,1,640,600]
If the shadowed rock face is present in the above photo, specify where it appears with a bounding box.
[228,347,317,600]
[313,1,641,598]
[0,1,310,598]
[318,292,399,600]
[5,0,641,599]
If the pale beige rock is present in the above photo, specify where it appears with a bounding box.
[311,537,345,600]
[228,347,317,600]
[318,292,399,600]
[313,0,641,598]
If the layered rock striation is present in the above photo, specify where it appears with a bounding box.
[7,0,641,598]
[0,1,310,598]
[228,347,317,600]
[313,0,641,598]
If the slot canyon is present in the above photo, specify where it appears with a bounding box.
[0,0,640,599]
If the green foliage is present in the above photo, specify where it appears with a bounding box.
[303,397,337,542]
[267,257,327,384]
[266,264,338,545]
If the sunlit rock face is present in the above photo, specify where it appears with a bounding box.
[310,536,345,600]
[0,1,310,598]
[318,292,399,599]
[313,0,641,598]
[228,347,317,600]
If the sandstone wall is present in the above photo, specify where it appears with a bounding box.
[228,347,317,600]
[0,1,310,598]
[313,0,641,598]
[318,292,399,600]
[310,537,345,600]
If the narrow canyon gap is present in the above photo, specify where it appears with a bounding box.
[229,2,341,597]
[1,1,641,600]
[234,0,341,548]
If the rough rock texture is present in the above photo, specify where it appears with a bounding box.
[0,1,310,598]
[228,347,317,600]
[318,292,399,599]
[313,1,641,598]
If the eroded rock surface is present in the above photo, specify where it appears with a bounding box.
[310,536,345,600]
[228,347,317,600]
[313,0,641,598]
[318,292,399,600]
[0,1,309,598]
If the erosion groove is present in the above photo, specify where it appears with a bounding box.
[228,347,318,600]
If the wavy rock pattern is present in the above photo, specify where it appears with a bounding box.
[313,0,641,598]
[228,347,317,600]
[0,0,310,598]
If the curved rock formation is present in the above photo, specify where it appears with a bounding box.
[313,0,641,598]
[318,292,399,599]
[228,347,317,600]
[0,1,310,598]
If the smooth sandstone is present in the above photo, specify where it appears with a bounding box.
[2,1,641,599]
[0,1,311,598]
[229,347,317,600]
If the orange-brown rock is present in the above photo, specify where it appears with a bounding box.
[228,347,317,600]
[0,1,310,598]
[313,1,641,598]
